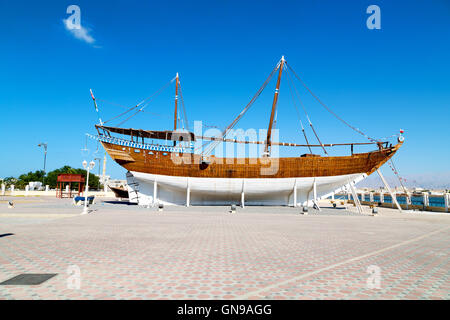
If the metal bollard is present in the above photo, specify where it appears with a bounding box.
[158,203,164,212]
[230,204,236,213]
[302,206,308,215]
[445,193,449,213]
[372,207,378,216]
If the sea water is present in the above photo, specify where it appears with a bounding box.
[331,194,446,208]
[364,195,445,207]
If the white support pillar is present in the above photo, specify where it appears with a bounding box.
[153,180,157,207]
[380,192,384,203]
[1,183,5,196]
[313,179,317,203]
[293,179,298,207]
[376,169,402,212]
[445,194,449,213]
[361,192,365,202]
[406,193,411,210]
[186,178,190,207]
[45,185,49,193]
[241,179,245,208]
[65,185,69,193]
[423,193,429,207]
[10,185,14,195]
[312,179,321,211]
[369,192,374,203]
[331,192,335,201]
[25,185,29,196]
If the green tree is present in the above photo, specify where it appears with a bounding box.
[46,166,100,190]
[3,166,101,190]
[3,177,18,188]
[17,170,45,189]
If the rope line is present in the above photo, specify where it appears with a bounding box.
[178,81,190,131]
[286,62,377,143]
[100,98,221,129]
[198,63,279,155]
[285,68,327,155]
[136,77,175,108]
[108,78,175,126]
[388,158,408,194]
[103,104,139,125]
[284,69,313,154]
[117,106,146,127]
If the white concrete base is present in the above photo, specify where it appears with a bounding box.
[126,171,367,207]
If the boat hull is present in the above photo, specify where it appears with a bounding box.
[100,140,402,206]
[126,171,366,206]
[108,185,129,199]
[101,141,401,179]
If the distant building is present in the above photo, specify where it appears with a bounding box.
[28,181,42,191]
[96,174,127,191]
[107,179,127,188]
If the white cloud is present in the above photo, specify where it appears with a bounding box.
[63,18,96,45]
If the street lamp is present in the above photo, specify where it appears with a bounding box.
[94,157,101,190]
[37,143,47,187]
[81,160,95,215]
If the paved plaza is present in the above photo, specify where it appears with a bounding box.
[0,196,449,300]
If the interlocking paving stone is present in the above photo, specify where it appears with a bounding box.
[0,197,448,299]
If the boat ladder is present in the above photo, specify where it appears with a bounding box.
[126,172,140,204]
[349,182,364,214]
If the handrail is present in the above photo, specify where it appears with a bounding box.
[87,134,193,153]
[196,135,387,148]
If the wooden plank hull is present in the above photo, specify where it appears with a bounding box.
[101,141,402,179]
[101,140,402,206]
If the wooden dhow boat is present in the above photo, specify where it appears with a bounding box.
[108,185,129,199]
[90,57,404,207]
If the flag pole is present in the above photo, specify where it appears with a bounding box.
[90,89,103,126]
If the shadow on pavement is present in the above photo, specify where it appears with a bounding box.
[102,201,137,206]
[0,233,14,238]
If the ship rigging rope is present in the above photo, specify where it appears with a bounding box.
[284,69,313,154]
[137,77,176,108]
[102,78,175,126]
[198,63,280,156]
[100,98,220,129]
[103,104,139,125]
[285,68,328,155]
[285,62,377,143]
[286,70,328,155]
[117,105,148,127]
[100,78,219,131]
[388,158,408,194]
[178,81,190,131]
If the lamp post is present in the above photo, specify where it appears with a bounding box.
[94,157,101,190]
[81,160,95,215]
[37,143,47,187]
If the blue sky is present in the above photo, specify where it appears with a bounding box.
[0,0,449,185]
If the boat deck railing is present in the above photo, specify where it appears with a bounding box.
[87,134,194,153]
